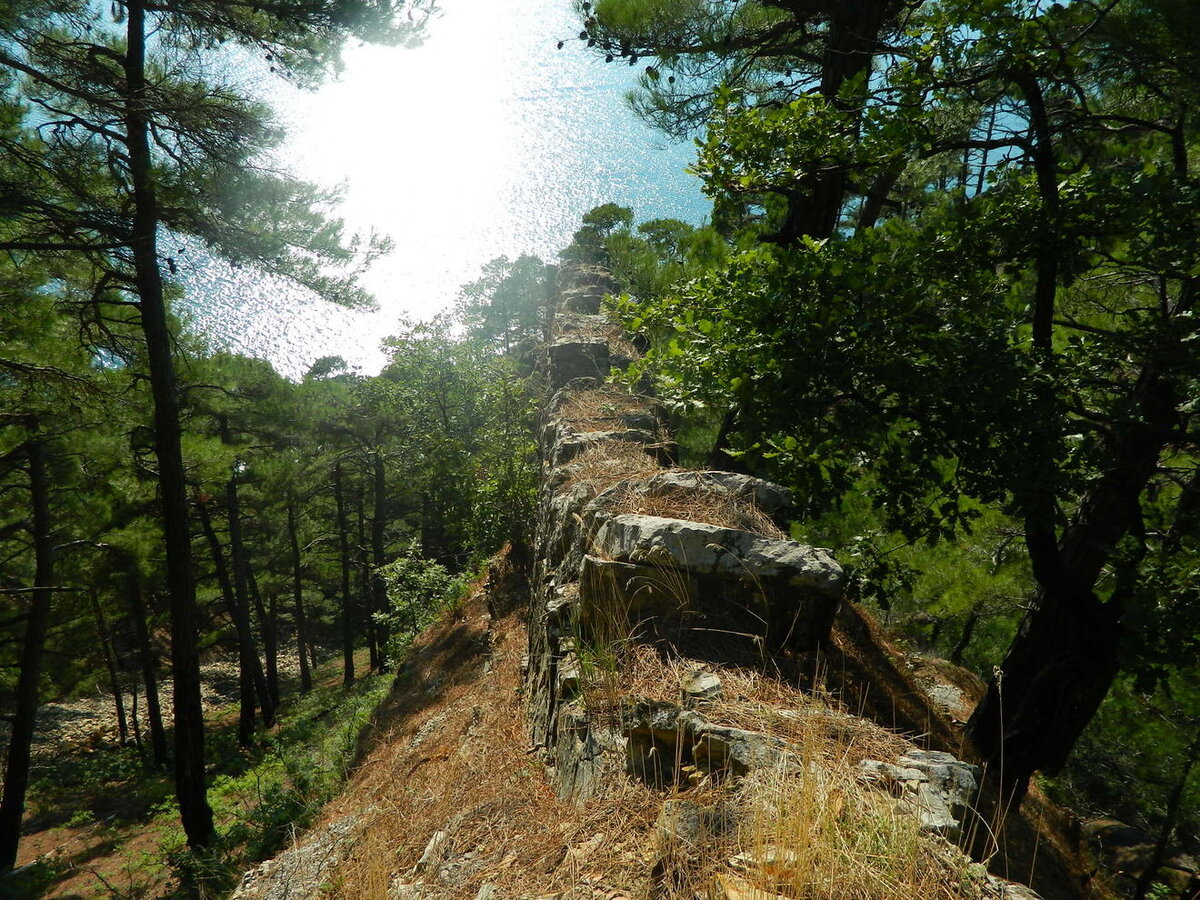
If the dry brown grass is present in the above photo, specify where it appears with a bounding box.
[312,579,984,900]
[559,387,653,432]
[550,318,641,360]
[319,587,665,900]
[601,643,980,900]
[607,484,786,540]
[561,441,668,497]
[616,645,913,766]
[731,760,980,900]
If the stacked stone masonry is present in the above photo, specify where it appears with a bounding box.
[523,265,1017,893]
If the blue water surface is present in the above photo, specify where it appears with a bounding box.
[176,0,709,378]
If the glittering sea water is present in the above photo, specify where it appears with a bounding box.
[175,0,708,378]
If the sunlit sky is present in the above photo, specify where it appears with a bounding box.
[178,0,708,378]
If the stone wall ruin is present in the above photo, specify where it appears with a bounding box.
[522,264,995,864]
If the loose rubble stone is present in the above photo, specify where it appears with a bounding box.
[413,830,450,875]
[230,813,364,900]
[656,799,736,859]
[709,872,788,900]
[858,749,979,839]
[680,669,723,703]
[728,846,804,886]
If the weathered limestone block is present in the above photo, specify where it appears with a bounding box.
[622,702,800,784]
[596,514,840,588]
[578,555,691,637]
[542,480,597,565]
[559,263,620,293]
[858,749,980,839]
[549,701,621,801]
[689,719,796,777]
[527,583,580,751]
[591,514,843,651]
[985,876,1045,900]
[547,338,611,391]
[559,285,607,314]
[679,669,723,704]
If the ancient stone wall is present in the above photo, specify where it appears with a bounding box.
[525,265,922,801]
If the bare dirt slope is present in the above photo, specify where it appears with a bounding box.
[233,574,666,900]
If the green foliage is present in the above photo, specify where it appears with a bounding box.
[146,670,391,894]
[602,0,1200,831]
[1046,670,1200,841]
[456,254,552,363]
[376,549,467,663]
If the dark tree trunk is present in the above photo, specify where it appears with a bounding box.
[357,482,378,671]
[967,585,1122,793]
[199,498,254,744]
[128,674,144,757]
[266,590,279,705]
[774,0,889,245]
[949,608,979,666]
[707,408,747,472]
[0,440,55,870]
[123,0,213,850]
[287,500,313,694]
[967,365,1180,793]
[856,166,902,233]
[371,451,390,672]
[125,572,167,766]
[90,589,129,746]
[246,563,279,708]
[227,474,275,726]
[334,461,355,685]
[196,498,271,745]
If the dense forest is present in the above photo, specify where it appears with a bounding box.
[1,0,1198,897]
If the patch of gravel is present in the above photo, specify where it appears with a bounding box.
[0,652,318,762]
[230,811,369,900]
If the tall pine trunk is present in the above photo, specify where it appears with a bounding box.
[356,482,378,671]
[227,474,276,723]
[334,461,355,685]
[197,498,272,744]
[287,499,313,693]
[0,440,55,869]
[247,569,280,708]
[123,0,213,849]
[90,589,129,746]
[124,566,167,766]
[371,451,391,671]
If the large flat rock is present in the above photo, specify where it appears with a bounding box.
[595,514,842,595]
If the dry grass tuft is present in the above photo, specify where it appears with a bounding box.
[617,645,913,766]
[561,441,668,496]
[732,759,979,900]
[608,484,786,540]
[559,387,652,432]
[551,318,641,360]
